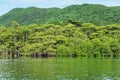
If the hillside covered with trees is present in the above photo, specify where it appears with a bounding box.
[0,4,120,26]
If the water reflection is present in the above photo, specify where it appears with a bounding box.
[0,57,120,80]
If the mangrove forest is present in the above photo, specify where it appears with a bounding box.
[0,21,120,58]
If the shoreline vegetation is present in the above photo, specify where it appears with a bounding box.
[0,21,120,58]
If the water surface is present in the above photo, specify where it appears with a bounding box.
[0,57,120,80]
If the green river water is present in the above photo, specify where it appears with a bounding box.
[0,57,120,80]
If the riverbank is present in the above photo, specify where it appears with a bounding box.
[0,53,119,59]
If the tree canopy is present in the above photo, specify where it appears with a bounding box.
[0,22,120,58]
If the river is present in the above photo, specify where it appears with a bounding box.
[0,57,120,80]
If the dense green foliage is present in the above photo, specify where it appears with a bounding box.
[0,4,120,26]
[0,4,120,57]
[0,21,120,57]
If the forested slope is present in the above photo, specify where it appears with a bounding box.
[0,4,120,26]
